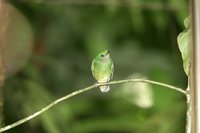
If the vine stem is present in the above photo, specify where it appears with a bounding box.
[0,78,186,132]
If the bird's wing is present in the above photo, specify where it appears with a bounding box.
[109,60,114,81]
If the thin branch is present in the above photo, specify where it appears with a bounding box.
[190,0,200,132]
[0,78,186,132]
[104,79,187,94]
[186,85,192,133]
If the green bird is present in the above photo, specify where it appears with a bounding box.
[91,50,114,93]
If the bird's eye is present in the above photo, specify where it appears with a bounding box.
[101,54,104,57]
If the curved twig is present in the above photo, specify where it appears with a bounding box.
[0,78,186,132]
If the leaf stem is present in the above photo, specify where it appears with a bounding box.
[0,78,186,132]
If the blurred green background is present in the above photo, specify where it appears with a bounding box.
[3,0,188,133]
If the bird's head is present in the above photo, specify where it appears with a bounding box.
[97,50,110,59]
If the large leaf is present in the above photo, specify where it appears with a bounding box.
[177,17,191,76]
[4,4,34,77]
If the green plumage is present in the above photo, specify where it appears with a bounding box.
[91,50,114,92]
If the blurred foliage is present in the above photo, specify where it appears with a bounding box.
[117,74,154,109]
[177,17,191,76]
[3,0,188,133]
[4,3,34,77]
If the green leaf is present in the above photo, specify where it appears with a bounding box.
[177,17,191,76]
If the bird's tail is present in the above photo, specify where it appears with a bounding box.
[100,85,110,93]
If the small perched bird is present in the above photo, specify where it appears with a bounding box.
[91,50,114,92]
